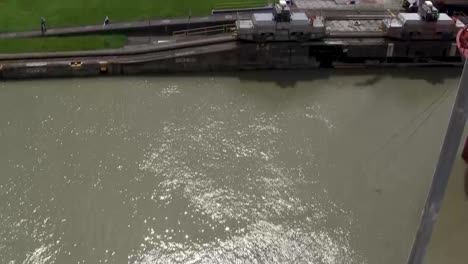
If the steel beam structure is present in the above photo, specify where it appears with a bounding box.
[407,60,468,264]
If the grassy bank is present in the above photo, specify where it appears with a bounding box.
[0,0,268,32]
[0,35,127,53]
[0,0,267,54]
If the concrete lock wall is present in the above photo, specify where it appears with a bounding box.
[392,41,455,58]
[108,44,315,75]
[345,45,388,59]
[0,62,104,79]
[0,40,463,80]
[235,43,315,70]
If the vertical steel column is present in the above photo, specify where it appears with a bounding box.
[407,61,468,264]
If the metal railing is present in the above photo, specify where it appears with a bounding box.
[173,23,237,37]
[454,11,468,24]
[407,62,468,264]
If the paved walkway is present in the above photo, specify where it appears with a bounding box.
[0,14,242,39]
[0,34,235,62]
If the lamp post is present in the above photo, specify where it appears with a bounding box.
[148,17,151,43]
[187,9,192,36]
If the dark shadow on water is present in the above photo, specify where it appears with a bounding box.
[2,67,462,89]
[234,67,462,88]
[139,67,463,89]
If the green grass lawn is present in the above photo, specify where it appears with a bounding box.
[0,0,269,32]
[0,35,127,53]
[0,0,268,54]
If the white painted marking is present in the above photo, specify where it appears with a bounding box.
[175,57,197,63]
[26,68,47,73]
[26,62,48,67]
[175,51,195,57]
[157,40,170,43]
[386,43,394,57]
[325,40,343,45]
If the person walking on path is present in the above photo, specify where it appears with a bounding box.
[103,16,110,27]
[40,17,47,34]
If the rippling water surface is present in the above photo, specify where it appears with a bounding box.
[0,69,461,263]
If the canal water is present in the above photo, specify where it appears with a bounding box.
[0,68,461,264]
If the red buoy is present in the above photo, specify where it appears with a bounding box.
[456,26,468,59]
